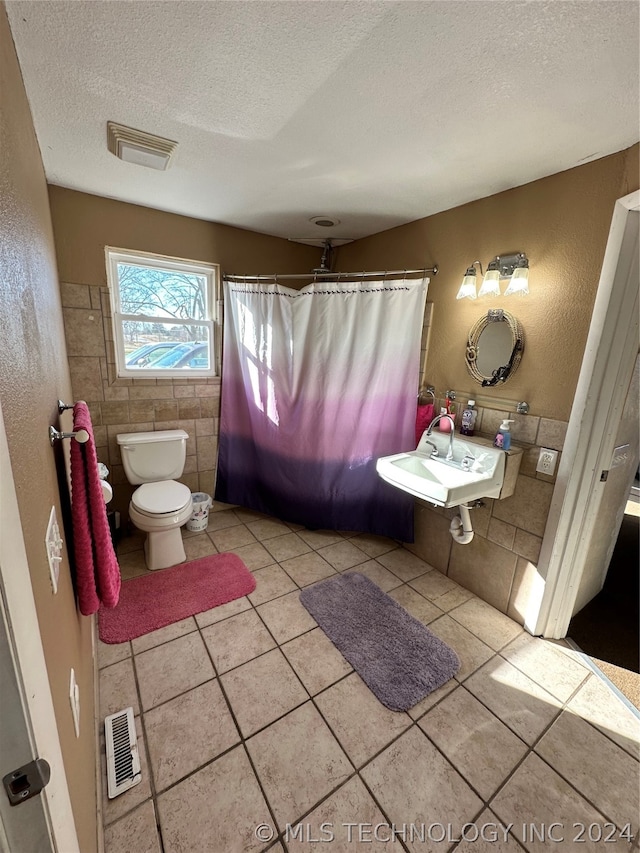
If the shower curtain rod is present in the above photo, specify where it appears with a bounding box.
[223,265,438,282]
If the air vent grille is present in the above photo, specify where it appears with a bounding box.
[104,707,141,799]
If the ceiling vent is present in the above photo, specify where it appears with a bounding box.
[107,122,177,171]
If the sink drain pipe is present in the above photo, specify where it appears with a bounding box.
[450,504,474,544]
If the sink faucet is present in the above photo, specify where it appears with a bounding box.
[426,415,456,461]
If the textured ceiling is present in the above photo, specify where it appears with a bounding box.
[7,1,640,240]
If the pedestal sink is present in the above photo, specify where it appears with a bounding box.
[376,431,507,508]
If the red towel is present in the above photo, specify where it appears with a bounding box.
[70,402,121,615]
[415,403,435,446]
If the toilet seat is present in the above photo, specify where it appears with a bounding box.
[131,480,191,517]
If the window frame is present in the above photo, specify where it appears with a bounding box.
[105,247,220,379]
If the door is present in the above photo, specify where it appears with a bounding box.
[0,400,79,853]
[534,193,640,638]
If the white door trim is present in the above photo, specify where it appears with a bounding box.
[0,399,80,853]
[533,190,640,639]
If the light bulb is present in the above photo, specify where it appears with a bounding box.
[478,268,501,297]
[504,265,529,296]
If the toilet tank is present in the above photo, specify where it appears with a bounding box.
[116,430,188,485]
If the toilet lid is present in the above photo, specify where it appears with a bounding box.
[132,481,191,515]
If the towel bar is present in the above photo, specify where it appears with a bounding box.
[418,386,435,404]
[57,399,74,414]
[49,426,90,446]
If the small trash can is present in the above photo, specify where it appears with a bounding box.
[186,492,212,533]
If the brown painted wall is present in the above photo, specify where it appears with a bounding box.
[0,7,96,850]
[339,146,639,421]
[48,188,319,520]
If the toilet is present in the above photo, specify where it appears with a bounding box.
[116,429,192,571]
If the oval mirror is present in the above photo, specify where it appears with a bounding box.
[465,309,524,386]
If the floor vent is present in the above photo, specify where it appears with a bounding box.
[105,707,141,799]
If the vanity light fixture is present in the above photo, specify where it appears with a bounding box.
[456,260,482,300]
[457,252,529,299]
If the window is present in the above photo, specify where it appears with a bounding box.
[106,248,219,378]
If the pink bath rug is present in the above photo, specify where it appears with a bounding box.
[98,553,256,643]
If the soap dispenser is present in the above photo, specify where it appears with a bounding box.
[460,400,477,436]
[494,419,514,450]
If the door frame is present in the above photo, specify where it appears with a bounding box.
[0,398,79,852]
[533,190,640,639]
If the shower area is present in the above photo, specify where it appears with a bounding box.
[214,246,435,542]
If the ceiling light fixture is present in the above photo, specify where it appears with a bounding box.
[107,121,177,171]
[309,216,341,227]
[457,253,530,300]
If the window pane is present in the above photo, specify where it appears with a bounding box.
[117,262,207,320]
[123,321,210,371]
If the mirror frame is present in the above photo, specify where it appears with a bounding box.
[465,309,525,387]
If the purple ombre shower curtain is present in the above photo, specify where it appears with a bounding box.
[214,277,428,541]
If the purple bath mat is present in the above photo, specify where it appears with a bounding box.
[299,572,460,711]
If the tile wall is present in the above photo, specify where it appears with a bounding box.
[405,401,568,627]
[60,282,220,520]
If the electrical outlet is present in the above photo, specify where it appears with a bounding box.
[69,669,80,738]
[536,448,558,476]
[45,506,63,594]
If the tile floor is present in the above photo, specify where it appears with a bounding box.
[99,505,640,853]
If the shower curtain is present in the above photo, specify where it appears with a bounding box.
[214,277,428,541]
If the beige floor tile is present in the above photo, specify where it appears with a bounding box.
[205,509,241,532]
[344,560,403,592]
[501,633,589,703]
[387,584,443,624]
[209,523,257,551]
[194,595,252,628]
[257,590,317,643]
[536,710,640,832]
[118,550,148,579]
[449,598,523,651]
[135,633,215,710]
[490,753,611,853]
[144,680,239,791]
[316,539,370,571]
[233,507,271,522]
[419,686,528,800]
[297,529,345,549]
[286,776,397,852]
[315,673,412,767]
[428,615,494,681]
[376,548,433,582]
[248,563,297,606]
[102,723,151,826]
[454,809,522,852]
[131,617,197,654]
[104,801,161,853]
[279,551,336,587]
[99,657,139,719]
[246,702,353,830]
[263,532,312,563]
[361,727,483,853]
[229,541,275,571]
[434,585,475,612]
[157,746,272,853]
[567,674,640,760]
[201,609,275,673]
[183,533,217,560]
[408,569,459,600]
[116,531,146,555]
[281,627,352,695]
[221,648,308,737]
[246,518,291,540]
[349,533,399,558]
[97,639,131,669]
[465,656,562,744]
[407,679,457,720]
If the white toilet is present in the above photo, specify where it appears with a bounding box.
[116,429,192,571]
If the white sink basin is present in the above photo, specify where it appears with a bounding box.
[376,431,506,508]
